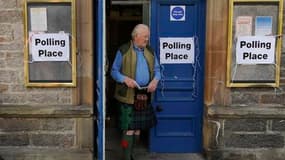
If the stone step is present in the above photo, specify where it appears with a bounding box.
[105,127,206,160]
[0,148,93,160]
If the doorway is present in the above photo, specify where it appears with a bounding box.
[105,1,150,159]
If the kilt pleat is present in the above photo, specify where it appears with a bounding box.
[119,103,157,130]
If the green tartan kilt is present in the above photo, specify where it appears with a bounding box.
[119,103,157,130]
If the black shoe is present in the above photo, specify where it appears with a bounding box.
[131,155,134,160]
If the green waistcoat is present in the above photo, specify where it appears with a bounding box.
[114,41,155,104]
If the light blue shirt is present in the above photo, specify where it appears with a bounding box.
[111,45,161,87]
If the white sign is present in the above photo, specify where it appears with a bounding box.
[236,36,275,64]
[30,33,70,61]
[235,16,252,37]
[160,37,195,64]
[30,8,47,32]
[170,5,185,21]
[255,16,273,36]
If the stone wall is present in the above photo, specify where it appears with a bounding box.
[0,118,75,148]
[204,1,285,160]
[206,106,285,160]
[0,105,93,160]
[0,0,93,159]
[0,1,73,106]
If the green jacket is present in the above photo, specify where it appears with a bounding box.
[114,41,155,104]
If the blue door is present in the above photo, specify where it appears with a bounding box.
[96,1,105,160]
[150,0,206,153]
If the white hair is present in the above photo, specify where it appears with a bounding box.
[131,24,149,39]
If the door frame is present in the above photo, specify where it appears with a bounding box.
[96,0,207,159]
[96,0,106,160]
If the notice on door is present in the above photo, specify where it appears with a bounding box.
[170,5,186,21]
[160,37,195,64]
[30,33,70,62]
[236,36,275,64]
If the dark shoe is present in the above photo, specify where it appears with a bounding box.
[131,155,134,160]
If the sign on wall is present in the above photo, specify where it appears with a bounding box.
[30,33,70,61]
[24,0,77,87]
[255,16,273,36]
[226,0,283,87]
[236,36,276,64]
[160,37,195,64]
[170,5,186,21]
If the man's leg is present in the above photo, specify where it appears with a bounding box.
[121,130,134,160]
[134,130,141,144]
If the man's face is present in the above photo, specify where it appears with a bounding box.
[134,29,150,48]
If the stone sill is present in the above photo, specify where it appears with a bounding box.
[207,105,285,119]
[0,105,93,118]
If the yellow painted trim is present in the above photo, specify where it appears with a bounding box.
[71,0,77,87]
[275,0,283,87]
[23,1,29,86]
[226,0,234,87]
[27,0,72,2]
[226,0,283,87]
[23,0,77,87]
[233,0,280,2]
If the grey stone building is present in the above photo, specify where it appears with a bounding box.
[1,0,285,160]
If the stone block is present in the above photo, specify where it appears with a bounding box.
[6,52,23,69]
[0,59,5,68]
[9,84,26,92]
[256,149,285,160]
[0,134,29,146]
[223,152,256,160]
[0,70,18,83]
[12,22,24,43]
[225,119,266,132]
[225,134,284,148]
[2,93,27,104]
[26,93,62,105]
[0,41,23,50]
[272,119,285,131]
[0,84,8,93]
[31,134,74,148]
[0,148,92,160]
[0,24,13,36]
[0,118,41,131]
[206,119,224,149]
[260,94,285,104]
[41,119,74,131]
[0,10,22,23]
[206,150,224,160]
[0,36,13,43]
[76,118,93,148]
[231,92,259,105]
[0,0,16,9]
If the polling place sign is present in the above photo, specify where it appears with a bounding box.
[30,33,70,61]
[236,36,276,64]
[160,37,195,64]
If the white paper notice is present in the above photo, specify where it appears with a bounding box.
[30,8,47,32]
[235,16,252,37]
[255,16,273,36]
[236,36,275,64]
[160,37,195,64]
[31,33,70,61]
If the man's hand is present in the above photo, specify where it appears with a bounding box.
[147,79,159,93]
[124,77,137,88]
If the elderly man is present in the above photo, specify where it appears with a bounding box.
[111,24,161,160]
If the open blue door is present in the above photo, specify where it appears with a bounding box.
[96,1,105,160]
[150,0,206,153]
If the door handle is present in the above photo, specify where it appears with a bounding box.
[156,105,163,112]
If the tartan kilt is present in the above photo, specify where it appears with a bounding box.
[119,103,157,130]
